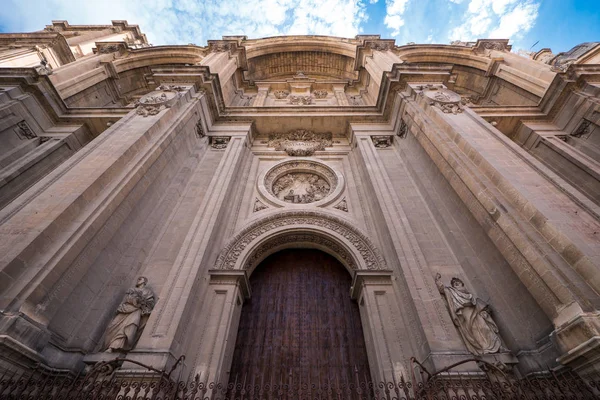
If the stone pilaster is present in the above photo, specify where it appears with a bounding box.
[353,129,467,372]
[125,131,250,371]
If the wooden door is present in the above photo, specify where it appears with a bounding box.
[228,249,371,388]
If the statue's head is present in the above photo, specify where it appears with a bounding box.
[450,277,464,288]
[136,276,148,287]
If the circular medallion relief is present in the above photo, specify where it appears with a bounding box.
[422,87,461,104]
[273,173,330,204]
[258,159,344,207]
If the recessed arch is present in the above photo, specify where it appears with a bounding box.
[214,210,387,274]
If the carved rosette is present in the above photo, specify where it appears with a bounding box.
[421,86,464,115]
[214,210,387,271]
[258,159,344,208]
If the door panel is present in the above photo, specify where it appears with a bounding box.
[228,249,371,387]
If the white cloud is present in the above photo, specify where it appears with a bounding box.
[0,0,369,45]
[384,0,410,36]
[448,0,539,42]
[488,1,539,38]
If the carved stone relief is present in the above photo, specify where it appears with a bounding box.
[103,276,155,353]
[366,41,392,51]
[371,135,393,148]
[473,39,511,55]
[572,120,592,138]
[267,130,333,156]
[397,120,408,139]
[195,119,205,138]
[134,85,183,117]
[244,232,357,272]
[289,95,313,105]
[253,198,268,212]
[263,160,338,202]
[435,274,504,356]
[209,42,231,52]
[334,198,348,212]
[273,173,331,204]
[273,90,289,99]
[15,121,36,140]
[313,90,328,99]
[214,210,387,270]
[420,86,464,115]
[210,136,231,149]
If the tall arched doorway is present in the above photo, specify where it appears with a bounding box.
[228,248,372,386]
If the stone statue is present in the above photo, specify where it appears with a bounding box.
[103,276,155,353]
[435,273,502,355]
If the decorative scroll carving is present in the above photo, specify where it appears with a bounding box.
[273,173,331,204]
[313,90,328,99]
[334,198,348,212]
[214,210,387,270]
[245,233,356,271]
[435,273,504,356]
[267,130,333,156]
[371,135,392,148]
[15,121,36,140]
[289,95,313,105]
[397,119,408,138]
[103,277,155,353]
[253,198,268,212]
[211,136,231,149]
[273,90,289,99]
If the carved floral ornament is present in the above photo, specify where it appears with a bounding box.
[259,159,344,207]
[213,210,387,271]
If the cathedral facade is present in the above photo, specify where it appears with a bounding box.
[0,20,600,390]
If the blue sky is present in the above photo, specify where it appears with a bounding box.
[0,0,598,53]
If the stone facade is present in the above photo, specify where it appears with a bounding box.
[0,22,599,383]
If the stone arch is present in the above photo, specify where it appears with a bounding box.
[214,210,387,275]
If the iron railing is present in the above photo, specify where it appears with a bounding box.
[1,355,599,399]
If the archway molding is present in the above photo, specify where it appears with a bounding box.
[214,209,388,274]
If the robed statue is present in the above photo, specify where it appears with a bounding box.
[103,276,155,353]
[435,273,502,355]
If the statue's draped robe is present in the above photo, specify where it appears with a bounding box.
[442,285,501,355]
[104,287,155,351]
